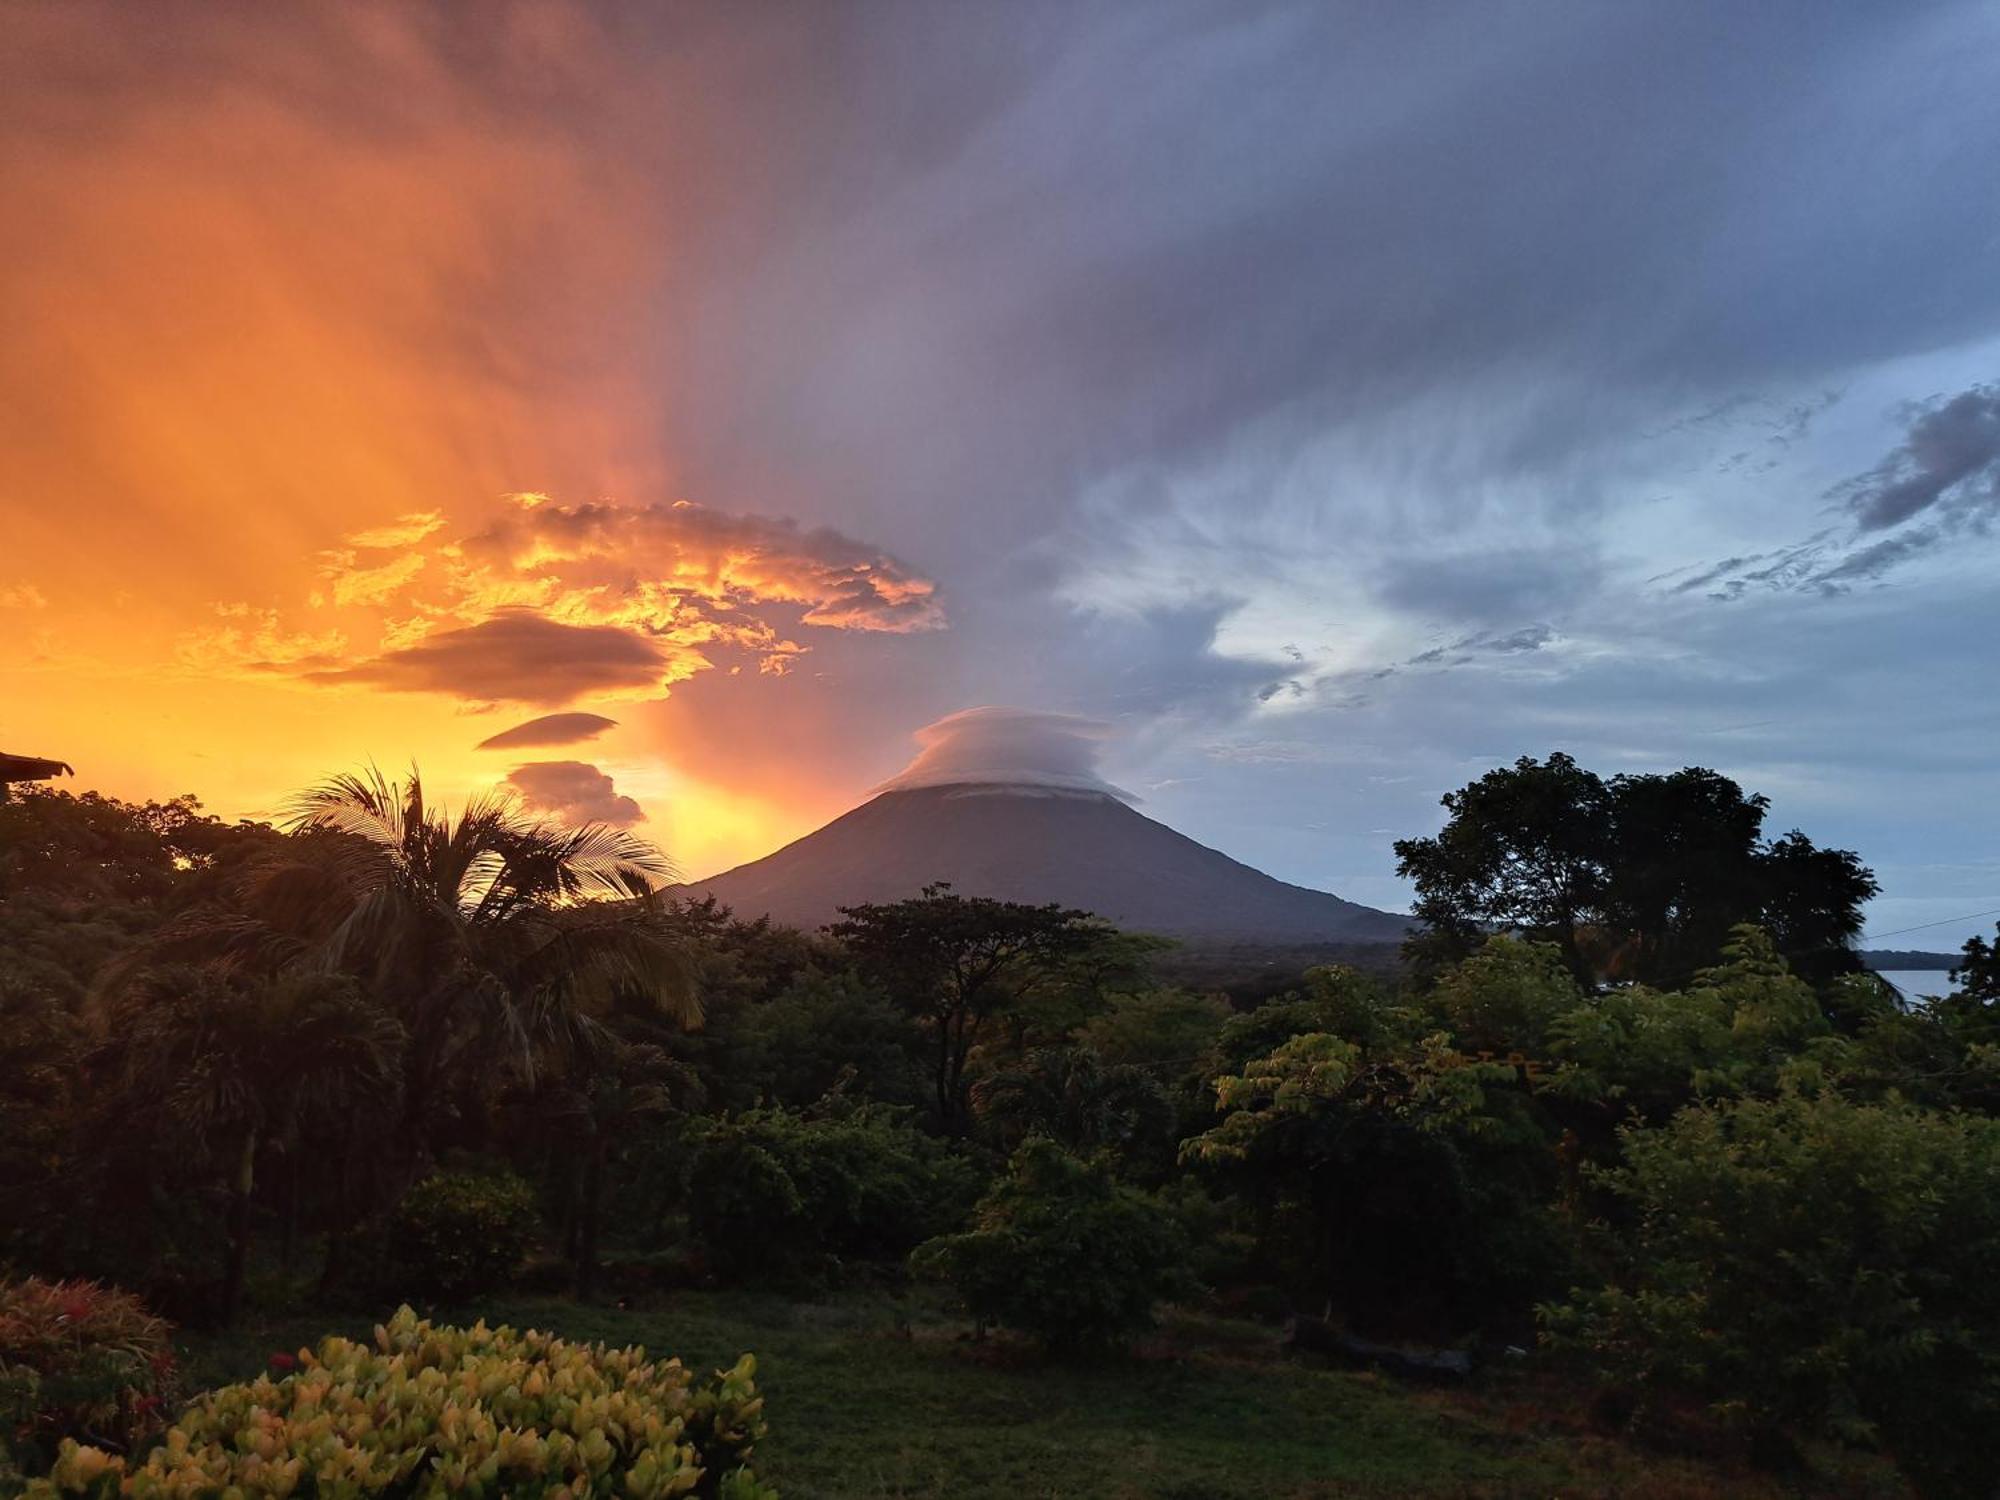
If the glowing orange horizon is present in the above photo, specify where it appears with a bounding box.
[0,6,936,880]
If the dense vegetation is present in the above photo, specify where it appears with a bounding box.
[3,758,1997,1497]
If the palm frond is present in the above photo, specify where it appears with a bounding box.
[548,822,679,898]
[282,766,409,864]
[86,913,311,1024]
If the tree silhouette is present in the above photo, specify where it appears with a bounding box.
[1396,753,1876,987]
[829,884,1113,1130]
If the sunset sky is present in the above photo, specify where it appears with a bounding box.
[4,2,1999,943]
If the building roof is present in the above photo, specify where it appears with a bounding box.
[0,753,74,783]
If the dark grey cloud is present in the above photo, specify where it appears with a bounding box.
[581,1,1998,599]
[1673,381,2000,599]
[1407,624,1556,668]
[1810,529,1941,589]
[1484,625,1558,654]
[1675,539,1833,601]
[476,712,619,750]
[503,760,645,828]
[307,609,673,706]
[1839,384,2000,531]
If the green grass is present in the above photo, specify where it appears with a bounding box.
[179,1290,1901,1500]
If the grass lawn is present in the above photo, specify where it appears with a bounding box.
[180,1290,1902,1500]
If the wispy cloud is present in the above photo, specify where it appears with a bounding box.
[1672,381,2000,598]
[343,511,447,549]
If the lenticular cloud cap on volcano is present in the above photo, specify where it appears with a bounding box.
[873,706,1136,801]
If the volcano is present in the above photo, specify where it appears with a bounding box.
[674,782,1411,943]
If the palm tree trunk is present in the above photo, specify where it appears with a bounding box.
[318,1229,346,1297]
[222,1127,258,1324]
[280,1154,300,1273]
[575,1134,606,1300]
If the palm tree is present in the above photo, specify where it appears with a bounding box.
[94,966,402,1322]
[531,1038,701,1297]
[262,768,702,1161]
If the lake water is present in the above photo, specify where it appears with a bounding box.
[1869,969,1960,1004]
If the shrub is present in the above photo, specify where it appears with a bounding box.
[387,1169,540,1302]
[1208,965,1410,1078]
[26,1305,773,1499]
[720,971,927,1110]
[1423,937,1582,1056]
[972,1046,1175,1165]
[683,1132,804,1275]
[0,1278,175,1476]
[681,1103,979,1277]
[1075,988,1230,1073]
[1185,1032,1569,1340]
[912,1138,1191,1351]
[1541,1089,2000,1498]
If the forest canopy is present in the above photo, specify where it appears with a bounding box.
[2,758,1996,1498]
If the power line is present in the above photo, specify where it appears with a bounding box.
[1859,905,2000,945]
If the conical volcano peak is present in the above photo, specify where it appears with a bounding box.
[678,747,1410,945]
[872,706,1137,802]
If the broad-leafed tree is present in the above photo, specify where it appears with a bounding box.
[829,884,1116,1130]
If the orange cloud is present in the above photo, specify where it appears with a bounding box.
[459,496,946,635]
[302,608,686,706]
[477,712,619,750]
[504,759,647,829]
[181,492,942,705]
[0,3,935,876]
[319,550,429,608]
[177,605,349,675]
[344,512,448,549]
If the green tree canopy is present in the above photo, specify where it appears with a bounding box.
[1543,1088,2000,1498]
[828,884,1119,1129]
[1394,754,1876,987]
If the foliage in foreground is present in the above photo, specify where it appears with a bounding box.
[0,1280,176,1478]
[912,1138,1190,1351]
[1543,1088,2000,1499]
[25,1307,772,1500]
[176,1291,1901,1500]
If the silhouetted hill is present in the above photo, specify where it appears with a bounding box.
[675,783,1413,943]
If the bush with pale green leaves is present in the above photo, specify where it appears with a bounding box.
[1541,1088,2000,1500]
[27,1306,773,1499]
